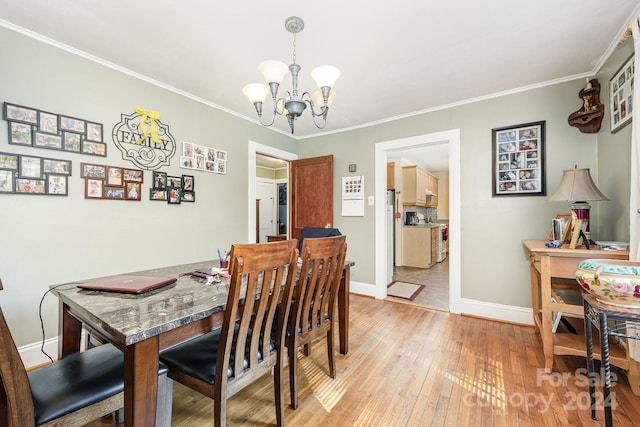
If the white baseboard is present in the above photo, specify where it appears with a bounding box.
[19,331,88,369]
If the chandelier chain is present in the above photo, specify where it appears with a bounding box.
[292,32,297,64]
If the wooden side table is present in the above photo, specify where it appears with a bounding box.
[522,240,629,373]
[583,294,640,426]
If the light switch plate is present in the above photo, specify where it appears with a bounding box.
[368,195,374,206]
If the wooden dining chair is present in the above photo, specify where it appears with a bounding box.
[160,239,299,427]
[287,235,347,409]
[0,278,172,427]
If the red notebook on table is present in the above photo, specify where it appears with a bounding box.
[77,275,177,294]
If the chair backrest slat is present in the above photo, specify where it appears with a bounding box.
[217,240,298,387]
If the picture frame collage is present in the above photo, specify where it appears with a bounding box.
[491,121,546,197]
[150,171,195,204]
[0,151,72,195]
[3,102,106,156]
[180,141,226,174]
[80,162,143,200]
[609,54,634,133]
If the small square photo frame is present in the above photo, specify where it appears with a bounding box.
[8,122,33,146]
[0,170,15,193]
[182,175,194,191]
[168,186,182,204]
[20,156,43,179]
[63,132,82,152]
[85,178,104,199]
[125,182,141,200]
[86,122,103,142]
[38,111,59,134]
[105,186,125,199]
[181,191,195,202]
[47,175,68,195]
[0,153,18,170]
[167,176,182,188]
[153,171,167,189]
[107,167,123,186]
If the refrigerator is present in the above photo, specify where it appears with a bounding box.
[386,190,395,284]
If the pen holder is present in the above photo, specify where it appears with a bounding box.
[219,259,229,269]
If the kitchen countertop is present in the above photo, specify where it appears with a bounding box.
[403,223,443,228]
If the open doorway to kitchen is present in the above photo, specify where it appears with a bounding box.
[374,129,461,315]
[256,154,289,242]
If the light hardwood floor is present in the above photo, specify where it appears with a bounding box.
[87,295,640,426]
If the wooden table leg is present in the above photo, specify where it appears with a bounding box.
[124,336,159,427]
[338,265,350,355]
[58,301,82,359]
[530,254,541,333]
[540,255,554,372]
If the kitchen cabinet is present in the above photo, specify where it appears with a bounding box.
[402,165,438,207]
[402,226,439,268]
[387,162,395,190]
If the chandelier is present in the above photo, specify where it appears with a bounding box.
[242,16,340,134]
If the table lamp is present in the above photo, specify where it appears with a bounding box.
[548,166,608,240]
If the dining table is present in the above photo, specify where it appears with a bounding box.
[52,258,353,427]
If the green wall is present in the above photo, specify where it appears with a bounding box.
[1,23,634,347]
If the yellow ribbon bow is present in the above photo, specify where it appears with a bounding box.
[134,107,161,145]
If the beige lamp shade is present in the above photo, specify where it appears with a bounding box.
[548,167,608,202]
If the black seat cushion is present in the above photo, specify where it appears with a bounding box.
[160,325,275,385]
[29,343,168,425]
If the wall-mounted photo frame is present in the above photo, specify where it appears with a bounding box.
[107,167,123,186]
[181,191,195,202]
[3,103,38,125]
[0,170,15,193]
[180,141,227,175]
[610,54,634,133]
[492,121,546,197]
[85,122,103,142]
[182,175,194,191]
[20,156,43,179]
[59,115,86,133]
[85,178,104,199]
[0,153,19,170]
[81,163,107,179]
[105,186,125,199]
[152,171,167,189]
[123,168,143,183]
[167,176,182,188]
[43,158,71,175]
[47,175,68,195]
[150,188,168,201]
[125,182,141,200]
[8,122,33,146]
[82,140,107,156]
[39,111,59,134]
[34,131,63,150]
[168,186,181,204]
[15,178,45,194]
[63,132,82,152]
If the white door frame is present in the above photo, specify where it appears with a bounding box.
[374,129,461,314]
[248,141,298,243]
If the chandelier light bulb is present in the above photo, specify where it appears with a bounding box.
[242,84,270,104]
[311,65,341,89]
[258,60,289,85]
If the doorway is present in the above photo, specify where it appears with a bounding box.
[248,141,298,243]
[375,129,461,314]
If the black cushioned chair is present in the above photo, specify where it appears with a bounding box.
[160,239,299,427]
[287,235,347,409]
[0,277,172,427]
[298,227,341,254]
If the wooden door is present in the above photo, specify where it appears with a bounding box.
[290,155,334,242]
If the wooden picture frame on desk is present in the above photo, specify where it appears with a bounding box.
[548,213,571,242]
[567,219,587,249]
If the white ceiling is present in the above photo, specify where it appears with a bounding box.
[0,1,638,168]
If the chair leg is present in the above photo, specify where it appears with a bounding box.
[288,340,299,409]
[214,383,226,427]
[275,360,285,427]
[303,342,311,357]
[155,374,173,427]
[327,329,336,379]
